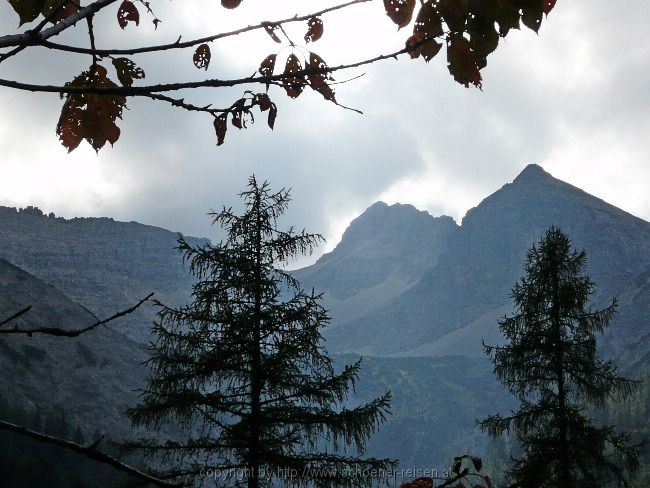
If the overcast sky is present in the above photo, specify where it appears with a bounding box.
[0,0,648,267]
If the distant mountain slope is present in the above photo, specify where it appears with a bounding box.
[2,166,646,363]
[0,206,207,342]
[298,165,650,363]
[0,258,512,473]
[0,258,147,438]
[294,202,458,337]
[338,353,515,472]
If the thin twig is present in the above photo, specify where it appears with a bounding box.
[277,23,295,47]
[0,306,32,328]
[0,292,154,337]
[86,14,99,74]
[146,93,227,115]
[330,99,363,114]
[34,0,371,56]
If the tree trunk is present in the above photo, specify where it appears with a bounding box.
[248,192,263,488]
[551,255,571,487]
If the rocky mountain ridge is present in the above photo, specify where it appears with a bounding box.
[2,165,647,365]
[0,205,207,342]
[294,202,458,329]
[298,164,650,366]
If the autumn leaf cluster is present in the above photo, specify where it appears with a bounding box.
[4,0,558,152]
[385,0,557,87]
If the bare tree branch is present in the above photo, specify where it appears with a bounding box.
[0,292,154,337]
[0,40,423,96]
[86,13,99,72]
[0,418,180,487]
[31,0,371,56]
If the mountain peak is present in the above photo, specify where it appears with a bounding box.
[337,202,456,251]
[307,201,457,273]
[361,201,418,217]
[513,163,553,183]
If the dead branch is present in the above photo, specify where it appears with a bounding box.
[0,305,32,327]
[0,292,154,337]
[0,418,180,487]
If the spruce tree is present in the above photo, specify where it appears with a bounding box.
[480,226,642,487]
[127,176,393,488]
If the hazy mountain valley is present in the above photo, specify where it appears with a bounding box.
[1,164,648,486]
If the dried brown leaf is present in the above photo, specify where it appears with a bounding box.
[307,52,335,101]
[304,16,324,43]
[267,103,277,129]
[447,34,482,88]
[56,65,126,152]
[117,0,139,29]
[221,0,242,8]
[41,0,79,23]
[214,114,228,146]
[383,0,416,29]
[258,54,277,77]
[438,0,468,32]
[282,53,305,99]
[112,57,145,87]
[193,43,211,70]
[255,93,273,112]
[542,0,557,15]
[8,0,46,26]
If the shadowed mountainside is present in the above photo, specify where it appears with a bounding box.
[0,258,148,438]
[0,207,207,342]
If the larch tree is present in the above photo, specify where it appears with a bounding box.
[480,227,642,487]
[126,176,393,488]
[0,0,559,151]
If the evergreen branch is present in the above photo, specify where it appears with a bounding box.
[121,436,239,452]
[128,388,250,430]
[260,360,361,406]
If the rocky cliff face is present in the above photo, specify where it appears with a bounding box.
[0,206,207,342]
